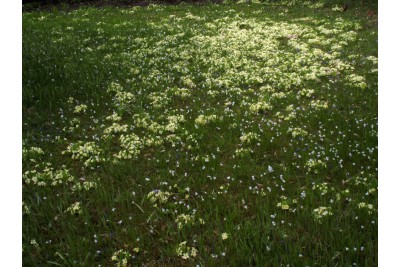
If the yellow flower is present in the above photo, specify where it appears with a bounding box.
[281,204,290,210]
[222,232,229,240]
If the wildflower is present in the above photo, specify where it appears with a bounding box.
[240,132,260,144]
[111,249,131,267]
[22,201,30,215]
[175,214,195,229]
[312,206,333,222]
[73,104,88,114]
[221,232,229,240]
[195,114,218,125]
[30,239,39,248]
[176,241,197,259]
[249,101,272,113]
[65,202,82,215]
[147,190,171,204]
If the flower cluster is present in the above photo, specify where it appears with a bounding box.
[23,166,75,187]
[111,249,131,267]
[65,202,82,215]
[116,133,142,159]
[306,159,327,174]
[64,141,104,167]
[312,206,333,222]
[147,190,171,205]
[288,127,308,138]
[195,114,218,126]
[73,104,88,114]
[240,132,260,144]
[176,241,198,260]
[249,101,272,113]
[175,214,195,229]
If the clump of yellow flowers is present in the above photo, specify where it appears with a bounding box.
[111,249,131,267]
[176,241,198,260]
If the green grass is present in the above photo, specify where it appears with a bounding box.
[23,3,377,266]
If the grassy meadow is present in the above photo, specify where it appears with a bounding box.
[23,3,378,266]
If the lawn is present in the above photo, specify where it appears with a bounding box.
[22,2,378,266]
